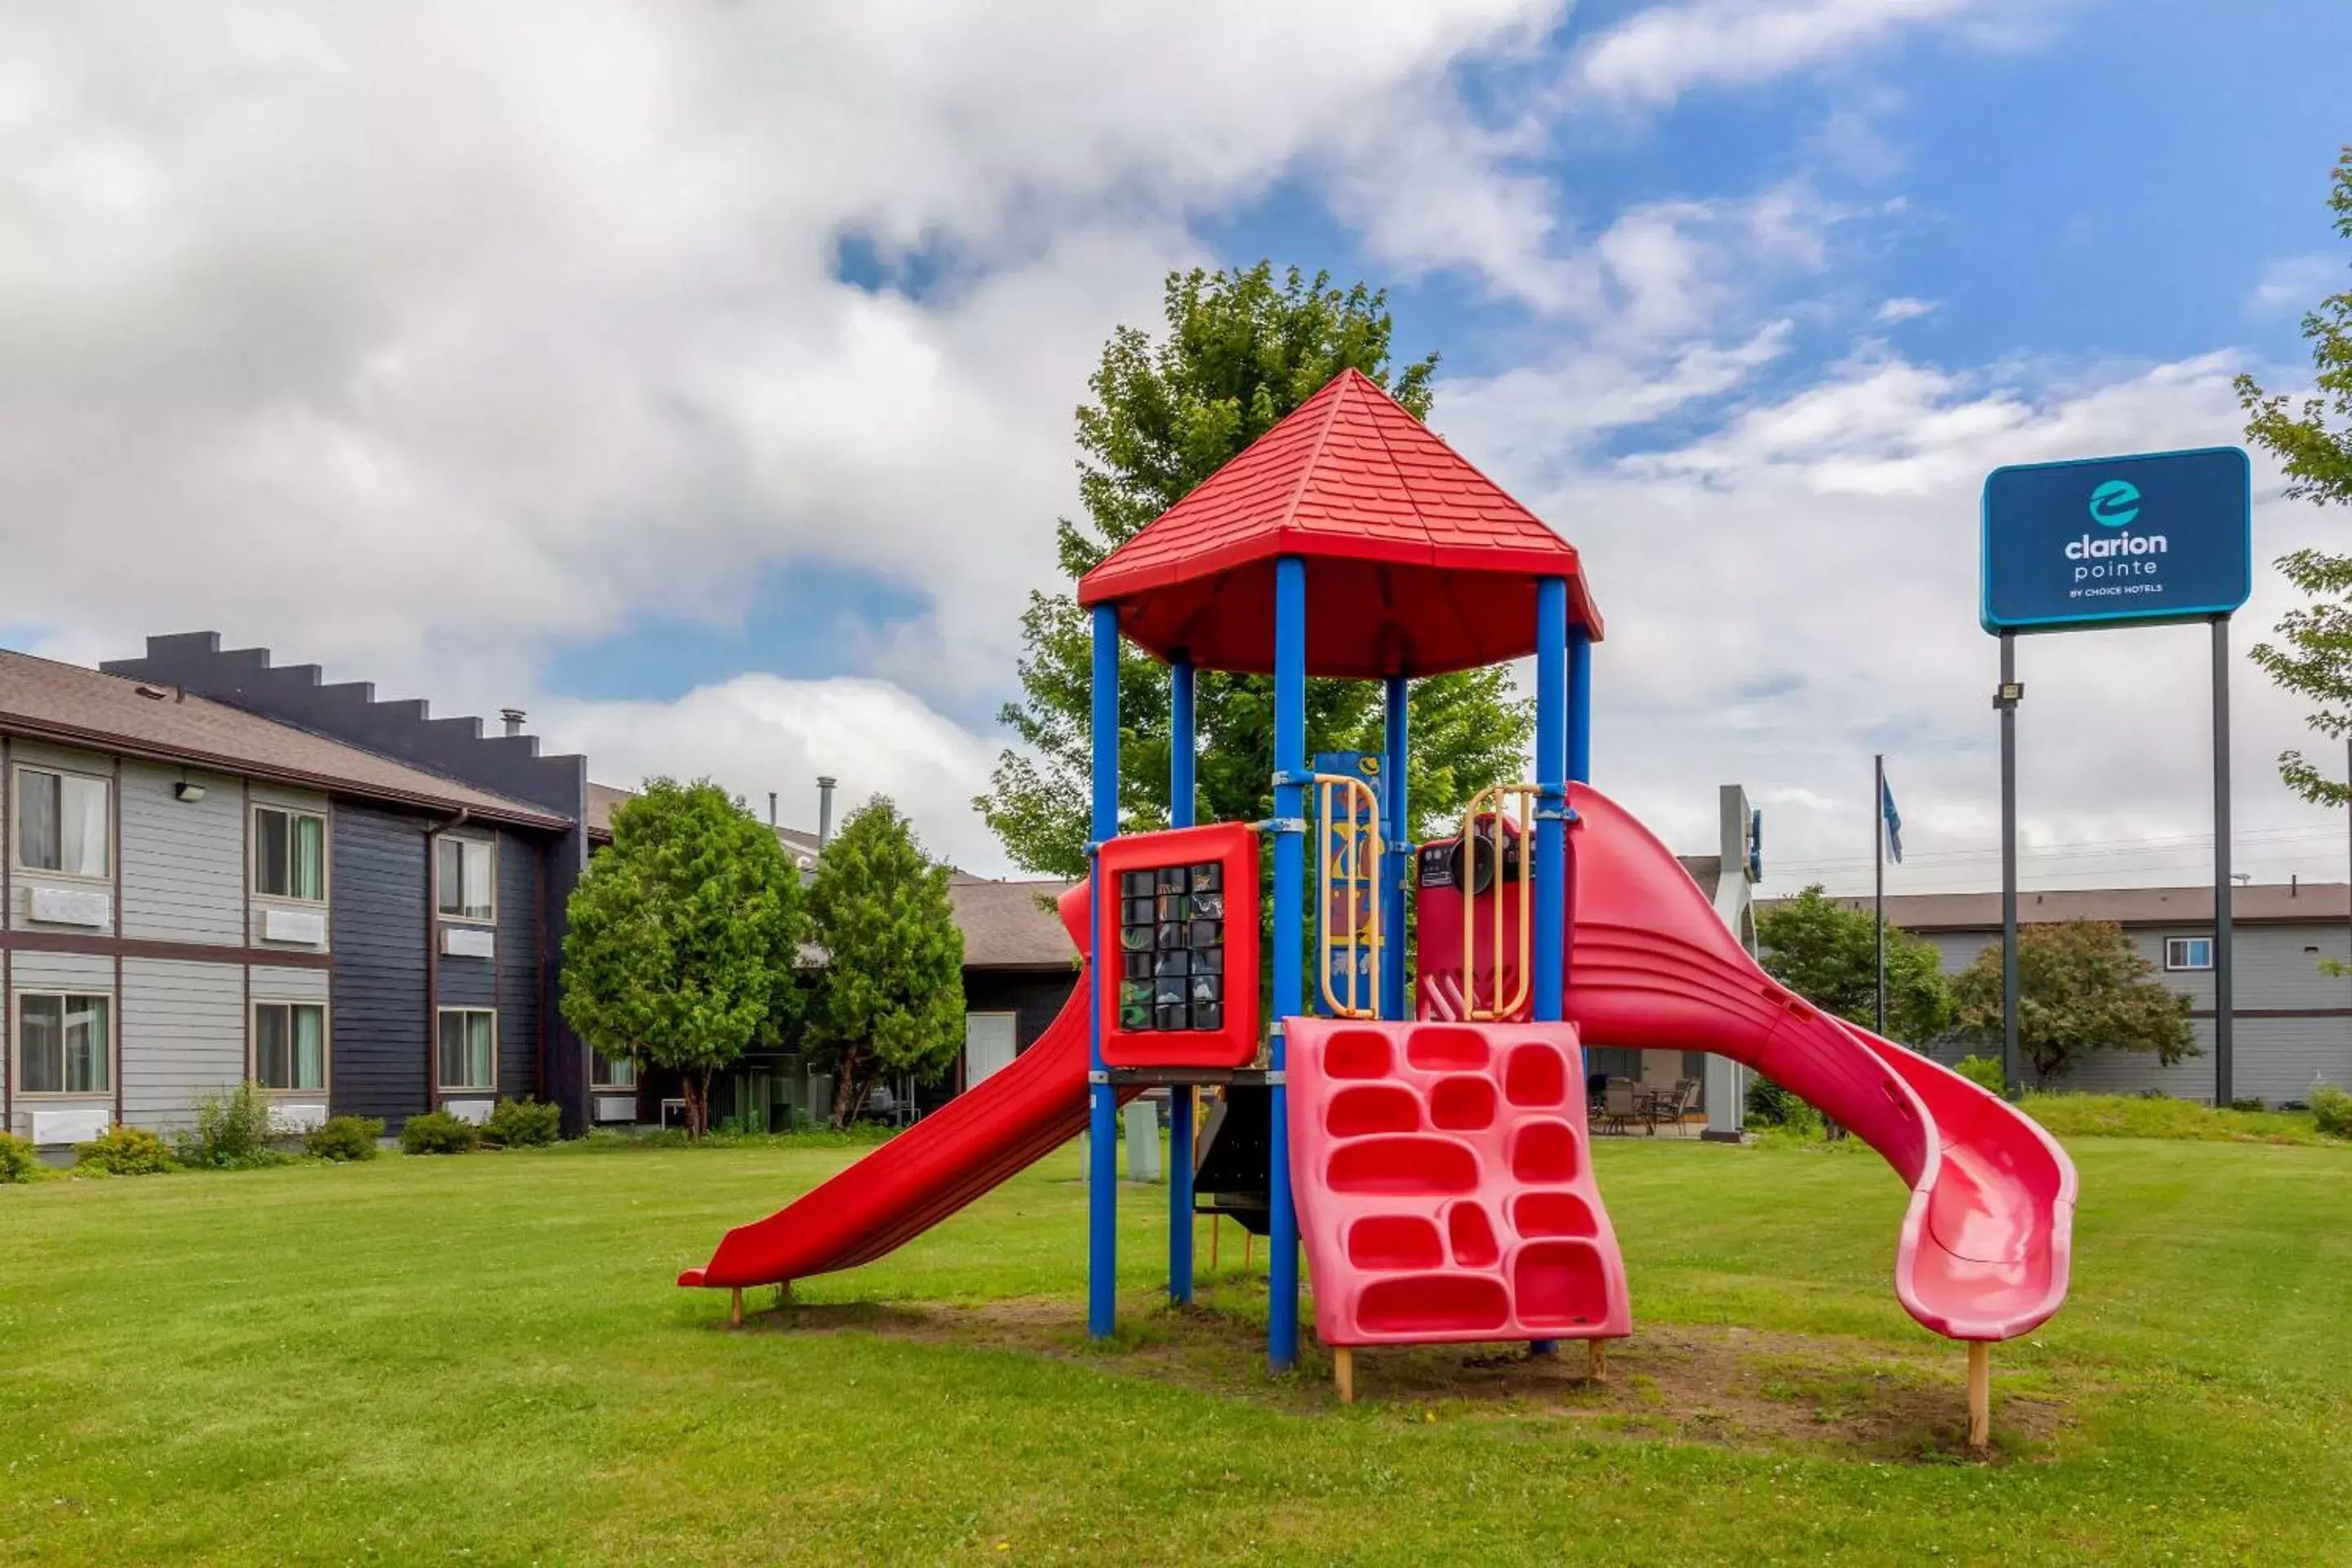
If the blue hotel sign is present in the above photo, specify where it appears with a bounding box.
[1982,447,2251,633]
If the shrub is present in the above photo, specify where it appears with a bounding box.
[176,1082,290,1169]
[2312,1085,2352,1138]
[399,1110,480,1155]
[1744,1076,1821,1133]
[305,1116,385,1162]
[1,1131,47,1183]
[481,1098,563,1148]
[74,1125,174,1176]
[1953,1054,2007,1096]
[2229,1097,2269,1113]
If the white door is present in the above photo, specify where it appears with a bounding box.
[964,1012,1018,1090]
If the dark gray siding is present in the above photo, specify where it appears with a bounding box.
[330,804,428,1125]
[964,967,1079,1054]
[497,833,541,1099]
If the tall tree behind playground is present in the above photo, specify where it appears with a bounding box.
[979,263,1536,877]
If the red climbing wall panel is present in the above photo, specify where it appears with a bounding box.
[1285,1018,1631,1348]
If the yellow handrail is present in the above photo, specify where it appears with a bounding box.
[1460,783,1538,1021]
[1315,773,1383,1019]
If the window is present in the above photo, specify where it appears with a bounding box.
[2166,937,2214,971]
[253,807,327,901]
[254,1002,328,1092]
[15,767,109,879]
[591,1049,638,1089]
[436,836,495,922]
[437,1009,496,1091]
[17,992,110,1095]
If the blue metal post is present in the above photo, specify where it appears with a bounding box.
[1568,628,1593,785]
[1168,657,1196,1305]
[1088,605,1121,1340]
[1269,557,1307,1372]
[1533,580,1567,1024]
[1381,675,1410,1022]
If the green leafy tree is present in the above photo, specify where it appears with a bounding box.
[1950,921,2198,1087]
[2243,147,2352,806]
[560,779,808,1137]
[1756,884,1954,1045]
[804,798,966,1128]
[979,262,1535,876]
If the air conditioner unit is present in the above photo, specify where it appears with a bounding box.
[262,907,327,946]
[443,1098,493,1126]
[440,926,495,960]
[594,1095,638,1124]
[27,884,110,928]
[29,1106,111,1146]
[269,1102,329,1134]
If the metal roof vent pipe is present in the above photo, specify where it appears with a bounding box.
[767,791,778,828]
[817,775,837,851]
[500,707,526,737]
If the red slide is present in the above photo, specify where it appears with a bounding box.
[1560,785,2077,1341]
[677,884,1131,1291]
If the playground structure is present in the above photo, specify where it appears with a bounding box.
[679,369,2078,1445]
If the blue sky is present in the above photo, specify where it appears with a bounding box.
[4,1,2350,886]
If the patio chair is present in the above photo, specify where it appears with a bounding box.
[1599,1078,1642,1136]
[1659,1078,1702,1136]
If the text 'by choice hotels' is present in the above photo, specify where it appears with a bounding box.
[1982,448,2248,635]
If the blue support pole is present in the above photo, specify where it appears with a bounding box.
[1533,580,1567,1025]
[1269,558,1307,1372]
[1087,604,1121,1341]
[1168,657,1196,1305]
[1568,628,1593,785]
[1381,675,1410,1022]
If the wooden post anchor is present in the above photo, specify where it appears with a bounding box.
[1334,1346,1356,1404]
[1587,1338,1607,1383]
[729,1286,744,1328]
[1966,1341,1991,1450]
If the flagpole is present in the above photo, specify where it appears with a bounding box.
[1874,752,1886,1037]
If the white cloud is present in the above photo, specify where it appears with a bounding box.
[1874,295,1938,323]
[1443,345,2350,896]
[539,675,1003,868]
[1571,0,1980,108]
[2247,253,2341,318]
[0,0,1573,702]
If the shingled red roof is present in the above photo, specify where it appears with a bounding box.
[1076,368,1601,678]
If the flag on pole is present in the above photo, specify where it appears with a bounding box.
[1879,772,1904,865]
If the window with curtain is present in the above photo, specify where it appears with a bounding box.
[591,1049,638,1089]
[15,768,109,878]
[436,837,495,922]
[253,808,327,901]
[254,1001,327,1091]
[437,1009,496,1091]
[17,992,110,1095]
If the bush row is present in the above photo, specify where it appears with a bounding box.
[0,1093,568,1182]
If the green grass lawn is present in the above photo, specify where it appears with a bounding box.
[5,1134,2350,1566]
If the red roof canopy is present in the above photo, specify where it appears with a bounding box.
[1077,368,1601,678]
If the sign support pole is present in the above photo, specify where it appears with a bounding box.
[2212,615,2234,1107]
[1999,631,2020,1096]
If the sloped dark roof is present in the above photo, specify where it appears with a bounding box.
[1785,882,2352,931]
[0,648,566,826]
[951,877,1080,969]
[1076,369,1601,678]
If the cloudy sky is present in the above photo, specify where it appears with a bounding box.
[3,0,2350,894]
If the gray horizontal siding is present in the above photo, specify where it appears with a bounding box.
[330,804,427,1125]
[119,957,245,1132]
[118,763,243,945]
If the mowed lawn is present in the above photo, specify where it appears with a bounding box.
[4,1134,2350,1566]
